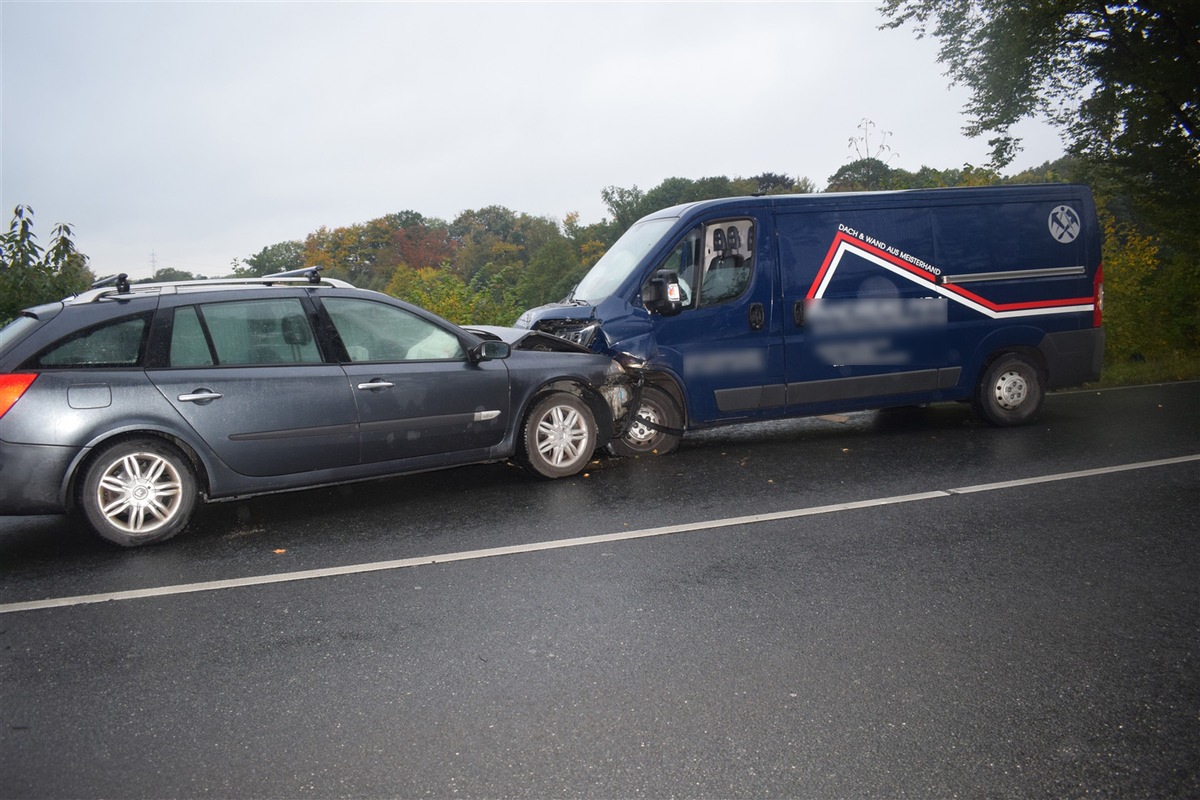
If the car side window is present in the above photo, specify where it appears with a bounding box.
[169,299,321,367]
[323,297,465,362]
[31,313,151,368]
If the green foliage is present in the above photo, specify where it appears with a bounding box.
[384,265,522,327]
[137,267,203,284]
[602,172,816,237]
[516,237,584,309]
[879,2,1199,168]
[1100,209,1161,362]
[235,240,305,277]
[0,205,94,324]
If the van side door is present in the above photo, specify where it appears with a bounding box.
[776,207,954,412]
[642,214,785,425]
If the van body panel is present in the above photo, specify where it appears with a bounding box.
[519,185,1103,434]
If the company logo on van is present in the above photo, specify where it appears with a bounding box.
[811,229,1094,320]
[1048,205,1082,243]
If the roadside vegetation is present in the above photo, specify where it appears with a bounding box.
[3,3,1195,387]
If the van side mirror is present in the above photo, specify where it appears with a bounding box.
[469,340,511,362]
[642,269,683,317]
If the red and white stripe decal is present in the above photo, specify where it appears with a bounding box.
[807,231,1094,319]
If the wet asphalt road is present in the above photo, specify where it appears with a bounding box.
[1,382,1198,799]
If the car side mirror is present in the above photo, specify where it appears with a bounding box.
[641,269,683,317]
[469,340,511,362]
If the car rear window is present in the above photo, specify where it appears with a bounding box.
[28,314,152,369]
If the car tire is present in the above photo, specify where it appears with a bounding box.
[517,392,597,479]
[77,438,198,547]
[973,353,1044,427]
[608,384,683,457]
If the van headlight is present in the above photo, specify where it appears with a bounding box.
[534,319,601,349]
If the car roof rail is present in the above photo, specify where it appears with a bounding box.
[91,273,132,295]
[69,266,357,303]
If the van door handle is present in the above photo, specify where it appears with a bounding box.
[357,380,395,391]
[793,300,806,327]
[748,303,765,331]
[178,390,223,404]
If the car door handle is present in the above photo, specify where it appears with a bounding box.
[178,390,223,403]
[357,380,395,391]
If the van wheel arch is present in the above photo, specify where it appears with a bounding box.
[610,373,686,457]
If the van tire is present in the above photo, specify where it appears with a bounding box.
[973,354,1044,427]
[77,438,198,547]
[609,385,683,457]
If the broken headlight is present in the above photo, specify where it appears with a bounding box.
[534,319,602,349]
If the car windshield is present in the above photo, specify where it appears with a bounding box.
[570,217,677,303]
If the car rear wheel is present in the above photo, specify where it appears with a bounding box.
[973,354,1044,427]
[78,438,198,547]
[517,392,597,479]
[608,384,683,457]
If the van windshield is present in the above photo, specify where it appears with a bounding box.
[570,217,677,303]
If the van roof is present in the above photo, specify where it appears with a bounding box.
[641,183,1092,222]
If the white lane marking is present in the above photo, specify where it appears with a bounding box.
[2,455,1198,615]
[947,454,1200,494]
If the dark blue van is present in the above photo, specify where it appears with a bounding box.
[516,185,1105,455]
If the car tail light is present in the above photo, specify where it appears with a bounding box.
[1093,264,1104,328]
[0,374,38,419]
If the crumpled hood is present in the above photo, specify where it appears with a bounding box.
[463,325,594,354]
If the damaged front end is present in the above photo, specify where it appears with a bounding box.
[465,324,645,440]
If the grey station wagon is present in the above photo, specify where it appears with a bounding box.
[0,271,636,546]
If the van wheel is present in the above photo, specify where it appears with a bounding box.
[609,385,683,457]
[973,354,1044,427]
[77,438,198,547]
[517,392,597,479]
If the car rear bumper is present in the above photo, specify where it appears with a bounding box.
[0,440,79,514]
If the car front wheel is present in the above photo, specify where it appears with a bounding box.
[517,392,597,479]
[77,438,198,547]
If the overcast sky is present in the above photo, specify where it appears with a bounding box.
[2,1,1065,280]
